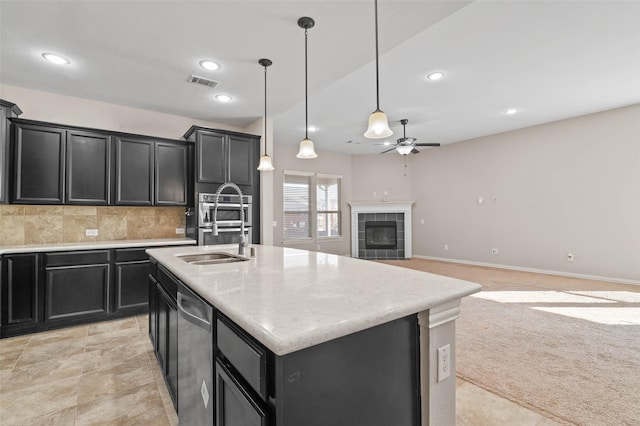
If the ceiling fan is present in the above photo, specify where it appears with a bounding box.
[380,119,440,155]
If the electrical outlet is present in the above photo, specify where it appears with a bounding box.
[175,227,185,235]
[491,248,499,255]
[85,229,98,237]
[567,252,574,262]
[438,344,451,382]
[420,218,425,225]
[444,244,449,251]
[272,221,277,227]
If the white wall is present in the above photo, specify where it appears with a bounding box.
[272,143,352,255]
[0,85,248,139]
[353,104,640,283]
[350,153,413,202]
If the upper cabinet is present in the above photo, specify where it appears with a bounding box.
[0,99,22,204]
[115,137,155,206]
[155,142,188,206]
[66,130,111,205]
[12,122,66,204]
[9,119,190,206]
[184,126,259,192]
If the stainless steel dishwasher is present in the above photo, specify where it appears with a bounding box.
[177,282,214,425]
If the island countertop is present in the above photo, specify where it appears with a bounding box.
[147,244,482,356]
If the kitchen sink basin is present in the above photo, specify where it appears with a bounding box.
[177,252,249,265]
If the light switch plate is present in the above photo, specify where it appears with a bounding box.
[85,229,98,237]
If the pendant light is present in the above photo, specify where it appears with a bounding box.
[296,16,318,159]
[364,0,393,139]
[257,58,275,171]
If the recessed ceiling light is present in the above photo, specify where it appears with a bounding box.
[504,108,518,115]
[42,52,70,65]
[307,126,317,132]
[426,71,444,81]
[199,59,220,71]
[215,94,232,102]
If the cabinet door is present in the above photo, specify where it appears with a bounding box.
[1,254,39,326]
[228,135,254,187]
[115,137,154,205]
[216,361,267,426]
[13,123,65,203]
[167,296,179,407]
[197,131,226,184]
[155,142,188,206]
[45,264,109,321]
[115,260,149,311]
[156,283,178,408]
[66,130,111,204]
[148,274,158,350]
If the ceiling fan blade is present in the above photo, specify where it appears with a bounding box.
[414,143,441,147]
[411,148,420,154]
[380,147,397,154]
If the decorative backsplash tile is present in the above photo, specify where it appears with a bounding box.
[0,205,186,245]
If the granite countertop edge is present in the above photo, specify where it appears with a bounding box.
[0,238,197,254]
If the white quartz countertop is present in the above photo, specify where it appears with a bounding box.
[147,244,482,356]
[0,238,196,255]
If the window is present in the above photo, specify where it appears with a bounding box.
[284,172,312,241]
[284,171,342,242]
[317,174,341,238]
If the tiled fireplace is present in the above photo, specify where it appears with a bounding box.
[349,201,414,260]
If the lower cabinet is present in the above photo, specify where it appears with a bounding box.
[0,245,177,338]
[150,264,179,409]
[0,254,40,334]
[44,250,110,322]
[216,361,268,426]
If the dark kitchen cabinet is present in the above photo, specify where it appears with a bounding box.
[12,122,66,203]
[10,119,112,205]
[155,142,188,206]
[115,136,154,206]
[114,248,150,314]
[0,99,22,204]
[216,361,268,426]
[66,130,111,205]
[151,264,179,409]
[44,250,110,322]
[183,126,259,192]
[1,254,40,335]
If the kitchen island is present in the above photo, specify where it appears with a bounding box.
[147,244,481,426]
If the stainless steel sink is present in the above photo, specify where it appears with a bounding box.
[177,252,249,265]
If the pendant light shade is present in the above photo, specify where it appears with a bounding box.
[257,58,275,171]
[296,16,318,159]
[364,0,393,139]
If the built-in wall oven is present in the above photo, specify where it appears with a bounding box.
[197,193,252,246]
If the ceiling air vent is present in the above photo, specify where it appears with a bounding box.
[188,75,220,89]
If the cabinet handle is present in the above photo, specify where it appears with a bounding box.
[177,292,211,330]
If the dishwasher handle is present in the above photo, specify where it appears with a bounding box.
[177,292,212,331]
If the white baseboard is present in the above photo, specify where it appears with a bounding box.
[412,255,640,286]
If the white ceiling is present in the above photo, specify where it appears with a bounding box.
[2,0,639,155]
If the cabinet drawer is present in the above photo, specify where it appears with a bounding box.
[114,248,148,262]
[217,316,267,400]
[156,264,177,301]
[45,250,110,267]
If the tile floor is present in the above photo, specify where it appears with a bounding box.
[0,314,560,425]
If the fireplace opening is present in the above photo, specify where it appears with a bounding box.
[365,221,397,249]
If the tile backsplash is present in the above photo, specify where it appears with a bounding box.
[0,205,187,245]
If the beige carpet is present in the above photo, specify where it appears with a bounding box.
[380,259,640,426]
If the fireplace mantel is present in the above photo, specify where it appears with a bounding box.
[349,201,414,259]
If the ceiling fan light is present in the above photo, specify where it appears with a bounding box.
[297,138,318,159]
[257,154,275,171]
[396,145,413,155]
[364,110,393,139]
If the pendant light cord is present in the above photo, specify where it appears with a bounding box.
[304,27,309,140]
[264,65,268,154]
[374,0,380,111]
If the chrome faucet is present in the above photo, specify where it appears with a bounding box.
[212,182,247,255]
